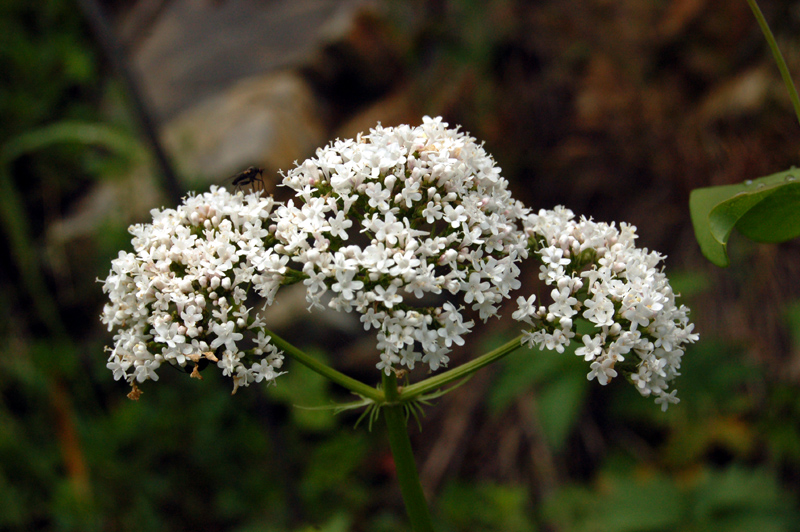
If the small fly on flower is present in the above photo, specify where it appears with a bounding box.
[227,166,265,193]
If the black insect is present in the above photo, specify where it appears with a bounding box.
[227,166,265,192]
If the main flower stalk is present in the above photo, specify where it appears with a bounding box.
[381,372,435,532]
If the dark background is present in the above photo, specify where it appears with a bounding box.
[2,0,800,530]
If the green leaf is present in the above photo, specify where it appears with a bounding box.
[690,168,800,267]
[692,467,787,518]
[488,330,591,451]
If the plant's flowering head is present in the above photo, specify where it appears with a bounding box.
[513,207,699,410]
[101,186,286,396]
[274,116,530,374]
[101,117,697,412]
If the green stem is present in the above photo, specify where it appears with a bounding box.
[263,329,384,402]
[382,372,436,532]
[745,0,800,127]
[399,334,524,401]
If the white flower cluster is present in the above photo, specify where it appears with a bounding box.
[513,206,699,410]
[101,117,697,409]
[100,187,286,395]
[275,116,530,373]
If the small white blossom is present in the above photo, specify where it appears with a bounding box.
[512,295,538,324]
[332,269,364,301]
[588,356,618,386]
[575,334,604,362]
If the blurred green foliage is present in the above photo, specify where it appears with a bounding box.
[485,297,800,532]
[0,0,97,134]
[488,327,589,450]
[0,0,111,202]
[436,481,535,532]
[543,466,796,532]
[267,348,337,432]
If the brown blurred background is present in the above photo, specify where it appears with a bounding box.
[2,0,800,530]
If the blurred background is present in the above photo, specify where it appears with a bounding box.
[2,0,800,530]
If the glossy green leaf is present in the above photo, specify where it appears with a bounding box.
[690,168,800,267]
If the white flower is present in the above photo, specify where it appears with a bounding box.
[331,269,364,301]
[371,284,403,308]
[462,272,490,304]
[587,356,618,386]
[542,329,572,353]
[514,207,698,410]
[654,389,679,412]
[540,247,571,268]
[512,294,538,324]
[366,182,392,210]
[210,321,244,352]
[389,249,421,278]
[549,286,579,319]
[422,201,443,223]
[582,292,615,326]
[366,212,404,246]
[103,117,697,409]
[442,204,467,227]
[328,210,353,240]
[575,334,604,361]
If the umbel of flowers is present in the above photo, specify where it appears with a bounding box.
[100,117,698,409]
[100,188,288,397]
[275,116,530,374]
[514,206,698,411]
